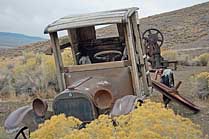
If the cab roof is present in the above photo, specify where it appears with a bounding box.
[44,7,138,34]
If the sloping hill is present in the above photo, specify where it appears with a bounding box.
[97,1,209,56]
[1,2,209,57]
[0,32,45,48]
[140,2,209,50]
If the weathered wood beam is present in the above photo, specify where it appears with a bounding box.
[49,32,65,91]
[67,29,78,64]
[125,16,141,97]
[131,12,150,96]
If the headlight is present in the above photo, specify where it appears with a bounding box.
[32,98,48,117]
[94,89,113,109]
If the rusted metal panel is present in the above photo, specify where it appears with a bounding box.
[64,67,134,105]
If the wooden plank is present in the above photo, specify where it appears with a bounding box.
[58,13,125,23]
[136,16,152,87]
[123,24,131,64]
[61,7,135,18]
[77,26,96,42]
[45,37,122,55]
[67,29,78,64]
[131,13,149,96]
[117,23,125,39]
[49,32,65,91]
[45,8,139,34]
[46,17,122,33]
[125,16,141,97]
[64,61,130,72]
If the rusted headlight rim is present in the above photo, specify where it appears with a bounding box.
[93,89,113,109]
[32,98,48,117]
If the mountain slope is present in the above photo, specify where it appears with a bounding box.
[140,1,209,50]
[0,32,45,48]
[97,1,209,53]
[1,2,209,57]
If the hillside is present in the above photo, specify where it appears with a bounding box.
[97,2,209,56]
[0,2,209,57]
[140,2,209,52]
[0,32,45,48]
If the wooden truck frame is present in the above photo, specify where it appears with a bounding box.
[4,7,200,139]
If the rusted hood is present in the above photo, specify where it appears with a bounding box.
[68,77,133,109]
[4,106,33,133]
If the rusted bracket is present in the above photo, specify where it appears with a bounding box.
[68,77,92,89]
[151,79,200,112]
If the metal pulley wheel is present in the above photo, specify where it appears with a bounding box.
[142,28,164,56]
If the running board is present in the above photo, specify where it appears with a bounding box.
[152,80,200,112]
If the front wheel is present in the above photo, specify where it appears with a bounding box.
[15,126,29,139]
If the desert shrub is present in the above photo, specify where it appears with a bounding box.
[0,48,73,98]
[192,72,209,99]
[61,48,74,66]
[0,127,11,139]
[193,72,209,88]
[31,101,203,139]
[192,53,209,66]
[161,49,177,61]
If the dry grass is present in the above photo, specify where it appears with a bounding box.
[161,49,209,67]
[191,72,209,99]
[161,49,177,61]
[0,49,73,100]
[0,127,10,139]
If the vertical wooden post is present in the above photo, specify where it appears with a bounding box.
[67,29,78,65]
[49,32,65,91]
[135,13,152,87]
[131,13,150,96]
[125,17,142,97]
[117,23,125,39]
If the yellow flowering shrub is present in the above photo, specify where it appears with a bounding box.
[194,72,209,80]
[31,101,203,139]
[61,48,74,66]
[192,53,209,66]
[192,72,209,91]
[31,114,81,139]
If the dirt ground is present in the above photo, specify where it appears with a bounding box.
[151,66,209,137]
[174,66,209,136]
[0,65,209,138]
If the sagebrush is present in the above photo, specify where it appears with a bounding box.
[0,49,73,98]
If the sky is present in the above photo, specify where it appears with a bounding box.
[0,0,208,38]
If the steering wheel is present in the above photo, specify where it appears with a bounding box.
[142,28,164,47]
[94,50,122,62]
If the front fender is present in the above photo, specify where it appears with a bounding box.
[110,95,143,116]
[4,106,38,133]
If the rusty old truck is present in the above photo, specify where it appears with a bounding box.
[4,7,200,139]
